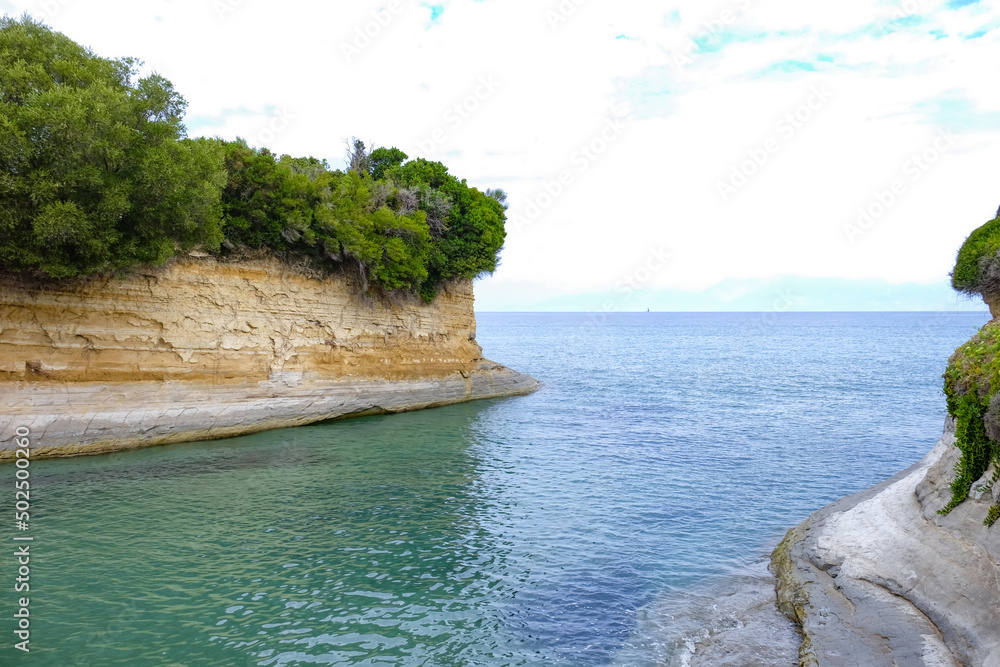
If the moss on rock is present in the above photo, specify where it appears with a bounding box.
[942,321,1000,523]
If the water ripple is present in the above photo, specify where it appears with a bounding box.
[0,312,987,665]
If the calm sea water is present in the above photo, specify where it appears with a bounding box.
[1,311,989,666]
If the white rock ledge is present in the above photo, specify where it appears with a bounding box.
[772,418,1000,667]
[0,362,538,459]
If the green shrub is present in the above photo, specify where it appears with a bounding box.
[393,158,507,298]
[952,215,1000,295]
[987,503,1000,527]
[940,393,992,515]
[0,18,508,297]
[941,322,1000,522]
[0,16,225,278]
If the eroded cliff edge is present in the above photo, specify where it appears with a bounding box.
[0,257,538,459]
[771,417,1000,666]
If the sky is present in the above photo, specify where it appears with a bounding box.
[5,0,999,310]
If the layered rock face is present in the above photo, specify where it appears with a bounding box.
[0,257,537,458]
[772,418,1000,666]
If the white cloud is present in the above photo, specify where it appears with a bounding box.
[9,0,1000,307]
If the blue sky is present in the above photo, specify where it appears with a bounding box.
[6,0,1000,309]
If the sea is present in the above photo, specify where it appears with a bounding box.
[1,311,990,666]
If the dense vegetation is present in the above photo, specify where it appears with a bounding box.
[0,15,226,278]
[942,327,1000,525]
[0,16,507,299]
[945,214,1000,526]
[952,211,1000,295]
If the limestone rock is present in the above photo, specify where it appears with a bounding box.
[969,463,998,502]
[772,418,1000,666]
[0,257,538,458]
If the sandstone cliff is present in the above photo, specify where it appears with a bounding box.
[772,417,1000,666]
[0,257,537,458]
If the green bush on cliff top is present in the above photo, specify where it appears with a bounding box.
[0,15,225,278]
[0,16,507,299]
[952,214,1000,295]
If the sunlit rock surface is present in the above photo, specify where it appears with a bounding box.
[0,257,537,458]
[773,418,1000,666]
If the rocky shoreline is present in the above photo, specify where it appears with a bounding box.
[771,418,1000,666]
[0,362,537,459]
[0,257,538,459]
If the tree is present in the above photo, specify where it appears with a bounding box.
[369,146,408,181]
[394,158,507,286]
[219,140,292,250]
[345,138,371,176]
[0,16,225,278]
[485,188,509,210]
[0,17,509,297]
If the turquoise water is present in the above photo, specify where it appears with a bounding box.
[1,311,990,665]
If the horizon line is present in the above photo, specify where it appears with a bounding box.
[476,309,991,314]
